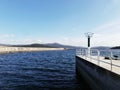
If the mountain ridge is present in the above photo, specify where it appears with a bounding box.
[0,43,84,49]
[111,46,120,49]
[0,43,112,50]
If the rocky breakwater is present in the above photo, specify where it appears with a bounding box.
[0,46,64,54]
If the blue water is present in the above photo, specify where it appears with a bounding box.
[0,49,90,90]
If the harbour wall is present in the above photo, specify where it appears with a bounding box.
[0,46,64,54]
[76,56,120,90]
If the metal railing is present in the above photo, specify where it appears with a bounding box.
[76,49,120,71]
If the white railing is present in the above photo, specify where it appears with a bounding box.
[76,49,120,71]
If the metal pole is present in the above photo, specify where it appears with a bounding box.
[88,37,90,58]
[97,50,100,65]
[85,32,94,58]
[110,51,113,71]
[88,37,90,47]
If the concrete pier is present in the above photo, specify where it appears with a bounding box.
[78,56,120,75]
[76,56,120,90]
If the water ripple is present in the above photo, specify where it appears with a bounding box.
[0,49,90,90]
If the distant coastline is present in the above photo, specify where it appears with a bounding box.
[111,46,120,49]
[0,46,64,54]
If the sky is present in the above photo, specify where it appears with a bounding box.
[0,0,120,47]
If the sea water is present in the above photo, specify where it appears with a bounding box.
[0,49,90,90]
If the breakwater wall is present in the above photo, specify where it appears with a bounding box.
[76,56,120,90]
[0,46,64,54]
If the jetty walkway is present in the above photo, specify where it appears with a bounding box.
[76,49,120,75]
[76,49,120,90]
[78,55,120,75]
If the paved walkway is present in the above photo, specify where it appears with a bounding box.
[77,55,120,75]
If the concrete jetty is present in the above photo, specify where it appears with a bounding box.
[0,46,64,54]
[78,56,120,75]
[76,49,120,90]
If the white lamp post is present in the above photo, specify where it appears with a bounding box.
[85,32,94,57]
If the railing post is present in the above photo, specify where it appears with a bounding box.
[110,51,113,71]
[81,49,83,56]
[85,49,86,58]
[97,50,100,66]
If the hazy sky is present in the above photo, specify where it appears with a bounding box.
[0,0,120,47]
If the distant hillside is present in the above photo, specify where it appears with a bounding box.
[92,46,111,50]
[8,43,84,49]
[45,43,85,49]
[10,43,54,48]
[0,44,10,46]
[0,43,113,50]
[111,46,120,49]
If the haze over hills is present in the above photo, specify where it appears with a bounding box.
[111,46,120,49]
[1,43,85,49]
[91,46,111,50]
[44,43,85,49]
[0,43,113,50]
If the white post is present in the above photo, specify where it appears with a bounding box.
[110,51,113,71]
[88,47,91,58]
[85,32,94,60]
[97,50,100,65]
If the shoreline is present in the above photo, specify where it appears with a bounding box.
[0,46,65,54]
